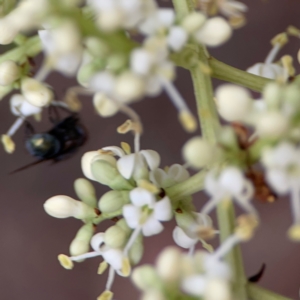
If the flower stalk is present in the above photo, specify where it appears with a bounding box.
[247,283,293,300]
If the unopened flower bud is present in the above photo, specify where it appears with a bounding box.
[97,10,124,32]
[156,247,182,282]
[128,234,144,266]
[115,72,146,102]
[181,12,206,34]
[44,195,98,219]
[74,178,97,208]
[215,84,252,122]
[217,126,239,149]
[21,78,53,107]
[104,225,128,248]
[69,223,94,256]
[194,17,232,47]
[81,151,117,181]
[183,137,215,169]
[91,160,134,190]
[263,83,283,109]
[0,60,20,86]
[93,93,119,117]
[0,19,18,44]
[142,291,166,300]
[256,111,288,139]
[204,278,231,300]
[99,190,130,213]
[132,265,160,290]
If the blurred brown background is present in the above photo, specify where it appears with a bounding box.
[1,1,300,299]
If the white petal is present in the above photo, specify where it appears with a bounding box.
[272,142,298,168]
[117,153,136,179]
[168,164,190,182]
[55,52,82,75]
[38,29,55,54]
[204,255,231,279]
[219,167,245,195]
[142,216,164,236]
[266,169,290,194]
[204,171,221,197]
[167,26,188,52]
[153,197,172,221]
[157,8,175,28]
[145,76,163,97]
[181,275,207,296]
[102,146,125,157]
[140,150,160,170]
[89,71,116,94]
[173,226,197,249]
[103,248,123,270]
[194,213,213,228]
[130,187,156,207]
[90,232,105,252]
[261,64,285,80]
[123,204,141,229]
[130,49,154,75]
[149,168,170,187]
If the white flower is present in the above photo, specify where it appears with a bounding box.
[38,22,83,76]
[261,142,300,236]
[102,146,160,181]
[123,187,172,236]
[149,164,189,188]
[202,167,256,215]
[173,213,213,249]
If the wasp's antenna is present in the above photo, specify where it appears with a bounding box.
[248,263,266,283]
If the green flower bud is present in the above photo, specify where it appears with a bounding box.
[132,265,160,291]
[128,234,143,266]
[107,54,127,72]
[69,223,94,257]
[284,85,300,108]
[175,210,196,232]
[217,126,239,149]
[116,218,131,234]
[104,225,128,248]
[263,83,282,109]
[85,37,110,58]
[74,178,97,208]
[99,190,130,213]
[91,160,134,190]
[77,61,103,87]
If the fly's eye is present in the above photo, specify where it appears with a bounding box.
[26,133,60,158]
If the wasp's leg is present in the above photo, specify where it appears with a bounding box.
[48,104,61,124]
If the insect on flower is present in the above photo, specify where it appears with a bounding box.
[12,106,87,173]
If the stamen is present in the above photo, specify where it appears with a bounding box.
[159,76,190,112]
[1,134,15,153]
[70,251,102,262]
[290,183,300,224]
[264,43,281,65]
[188,245,195,256]
[34,62,51,82]
[105,266,115,291]
[97,290,113,300]
[123,226,142,256]
[201,197,221,215]
[7,117,24,137]
[211,234,241,260]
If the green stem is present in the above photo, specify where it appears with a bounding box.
[93,209,123,225]
[172,2,247,299]
[165,170,206,201]
[0,35,42,64]
[208,57,271,92]
[190,47,220,142]
[247,284,293,300]
[217,201,248,299]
